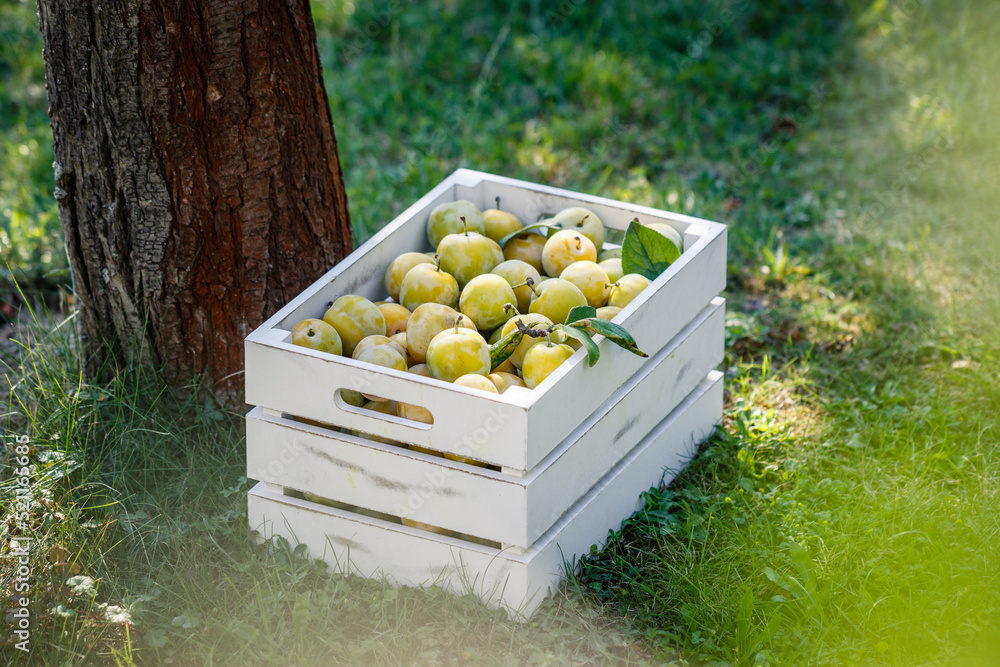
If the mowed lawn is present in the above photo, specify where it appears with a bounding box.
[2,1,998,665]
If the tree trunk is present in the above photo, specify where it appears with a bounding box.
[36,0,352,399]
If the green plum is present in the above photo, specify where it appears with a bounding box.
[437,230,497,288]
[405,303,477,363]
[559,261,610,308]
[492,259,541,314]
[500,313,554,369]
[541,229,597,277]
[597,247,622,262]
[595,306,622,321]
[290,318,343,356]
[486,237,505,266]
[390,332,416,366]
[459,274,517,331]
[426,327,491,382]
[397,364,435,425]
[352,334,406,361]
[528,277,588,324]
[482,207,523,242]
[427,200,484,248]
[354,345,407,401]
[407,362,433,377]
[378,302,411,336]
[487,372,525,393]
[398,262,459,312]
[322,295,386,357]
[502,232,547,274]
[522,341,575,389]
[551,206,605,253]
[599,257,624,283]
[453,374,499,393]
[607,273,651,309]
[384,252,434,301]
[339,389,366,407]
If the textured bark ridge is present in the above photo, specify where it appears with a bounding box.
[37,0,351,396]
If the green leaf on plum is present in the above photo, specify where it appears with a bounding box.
[565,305,597,325]
[621,219,680,280]
[557,325,600,366]
[497,220,561,248]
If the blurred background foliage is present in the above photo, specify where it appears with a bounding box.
[0,0,66,306]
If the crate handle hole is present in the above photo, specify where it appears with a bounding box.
[334,390,434,430]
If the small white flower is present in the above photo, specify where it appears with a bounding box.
[103,605,132,624]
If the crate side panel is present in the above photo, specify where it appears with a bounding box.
[524,227,726,468]
[524,299,724,543]
[245,341,531,469]
[246,412,526,541]
[525,372,724,587]
[248,486,531,614]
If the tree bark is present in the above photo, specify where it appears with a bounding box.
[37,0,352,399]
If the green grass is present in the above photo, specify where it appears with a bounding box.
[3,0,999,664]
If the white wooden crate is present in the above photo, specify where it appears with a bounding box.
[245,169,726,472]
[248,370,723,618]
[248,297,724,549]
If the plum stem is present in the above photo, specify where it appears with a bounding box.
[514,319,552,339]
[495,196,501,209]
[503,302,520,316]
[460,215,469,236]
[510,277,535,293]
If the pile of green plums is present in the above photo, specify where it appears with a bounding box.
[289,199,683,418]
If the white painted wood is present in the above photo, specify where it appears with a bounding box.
[247,298,725,547]
[244,169,726,471]
[248,370,724,618]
